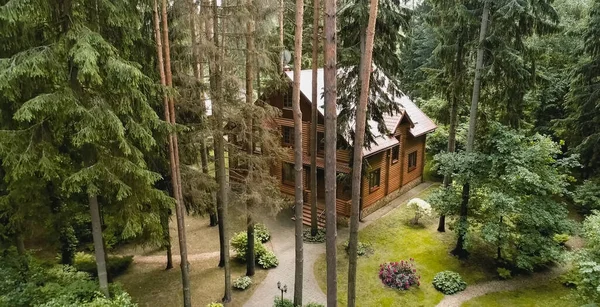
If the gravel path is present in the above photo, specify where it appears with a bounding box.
[436,266,569,307]
[244,182,435,307]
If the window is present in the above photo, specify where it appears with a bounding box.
[282,126,294,146]
[317,132,325,152]
[408,151,417,171]
[391,145,400,164]
[369,169,381,192]
[282,163,294,185]
[283,90,293,109]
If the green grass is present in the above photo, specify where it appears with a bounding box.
[314,186,495,307]
[462,279,576,307]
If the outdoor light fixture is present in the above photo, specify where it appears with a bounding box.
[277,281,288,302]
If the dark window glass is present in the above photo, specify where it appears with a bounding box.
[282,126,294,146]
[369,169,381,192]
[283,90,293,108]
[282,162,294,185]
[408,151,417,170]
[318,132,325,152]
[392,146,400,163]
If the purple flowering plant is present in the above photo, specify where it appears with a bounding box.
[378,258,420,290]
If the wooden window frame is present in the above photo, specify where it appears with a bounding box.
[283,90,293,109]
[282,126,294,146]
[391,145,400,164]
[317,132,325,153]
[369,168,381,193]
[282,162,295,186]
[408,151,417,172]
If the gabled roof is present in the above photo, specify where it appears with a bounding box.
[284,68,436,156]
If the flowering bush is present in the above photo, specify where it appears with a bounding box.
[378,259,420,290]
[407,198,433,224]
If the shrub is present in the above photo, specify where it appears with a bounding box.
[258,250,279,269]
[273,297,294,307]
[303,228,326,243]
[432,271,467,295]
[73,252,133,278]
[573,179,600,214]
[233,276,252,290]
[497,267,512,280]
[305,303,325,307]
[207,303,224,307]
[407,198,433,224]
[337,216,350,227]
[378,259,420,290]
[231,232,267,261]
[553,233,570,246]
[254,223,271,243]
[342,240,373,257]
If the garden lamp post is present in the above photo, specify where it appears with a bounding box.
[277,281,287,302]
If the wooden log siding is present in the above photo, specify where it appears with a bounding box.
[361,151,389,209]
[402,134,425,185]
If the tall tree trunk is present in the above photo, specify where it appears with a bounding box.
[211,0,232,301]
[89,195,109,298]
[245,0,256,277]
[452,0,490,259]
[14,230,25,256]
[310,0,320,237]
[153,0,192,304]
[347,1,378,306]
[438,38,463,233]
[324,0,338,303]
[292,0,305,304]
[160,209,173,269]
[279,0,285,71]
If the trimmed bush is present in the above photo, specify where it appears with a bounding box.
[305,303,325,307]
[378,259,420,290]
[497,267,512,280]
[254,223,271,243]
[231,232,267,261]
[73,252,133,278]
[303,228,326,243]
[207,303,224,307]
[432,271,467,294]
[273,297,294,307]
[258,250,279,269]
[343,240,373,257]
[233,276,252,290]
[407,198,433,224]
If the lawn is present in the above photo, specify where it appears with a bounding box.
[462,279,576,307]
[314,185,495,307]
[116,259,268,307]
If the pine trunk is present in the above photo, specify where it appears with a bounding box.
[211,0,232,301]
[292,0,305,304]
[15,232,25,256]
[154,0,192,304]
[279,0,285,71]
[245,0,256,277]
[161,209,174,269]
[452,0,490,259]
[347,1,378,305]
[310,0,320,237]
[89,195,109,298]
[324,0,338,303]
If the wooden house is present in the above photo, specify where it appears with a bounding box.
[266,68,437,225]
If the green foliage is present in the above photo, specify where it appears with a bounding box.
[574,178,600,214]
[0,251,135,307]
[73,252,133,278]
[497,268,512,280]
[378,260,421,290]
[433,123,577,270]
[232,276,252,290]
[303,228,326,243]
[553,234,571,245]
[343,240,374,257]
[571,211,600,303]
[254,223,271,243]
[230,231,267,262]
[304,303,324,307]
[258,250,279,269]
[206,303,224,307]
[432,271,467,295]
[273,297,294,307]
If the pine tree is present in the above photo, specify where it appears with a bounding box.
[347,0,378,305]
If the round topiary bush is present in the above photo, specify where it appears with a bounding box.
[254,223,271,243]
[378,259,420,290]
[432,271,467,295]
[233,276,252,290]
[258,250,279,269]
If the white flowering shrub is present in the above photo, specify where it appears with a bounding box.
[407,198,432,224]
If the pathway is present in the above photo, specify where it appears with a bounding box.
[132,251,225,264]
[435,266,569,307]
[244,181,435,306]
